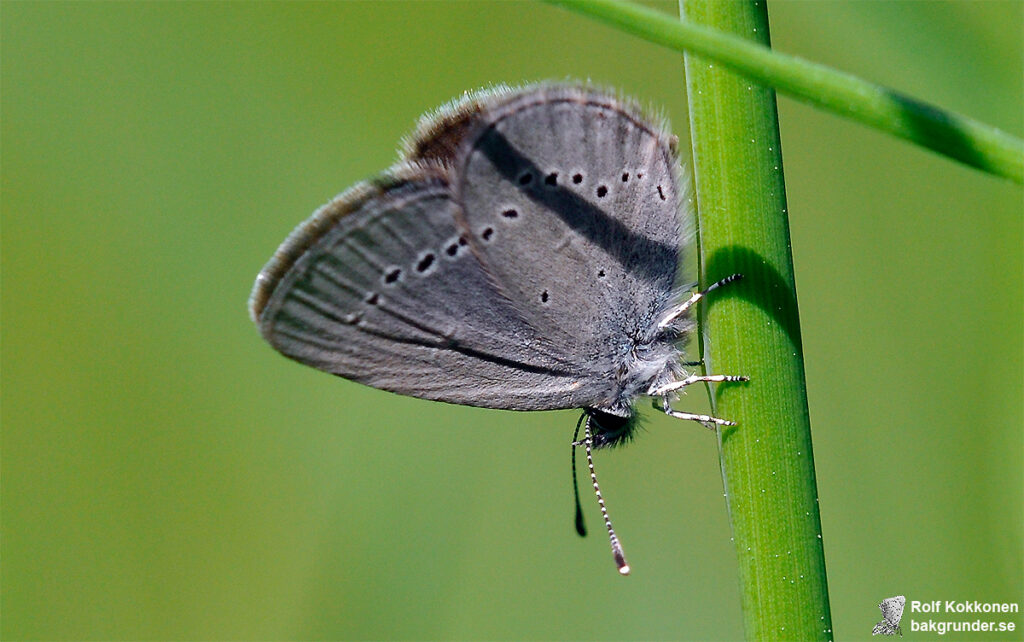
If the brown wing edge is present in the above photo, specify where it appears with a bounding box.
[400,80,678,167]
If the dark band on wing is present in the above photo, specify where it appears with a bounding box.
[473,127,677,282]
[275,304,579,379]
[355,324,580,378]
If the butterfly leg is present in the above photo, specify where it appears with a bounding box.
[650,374,748,396]
[652,374,748,429]
[660,399,737,430]
[657,273,743,330]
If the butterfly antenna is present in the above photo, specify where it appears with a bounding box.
[579,415,630,575]
[571,414,587,537]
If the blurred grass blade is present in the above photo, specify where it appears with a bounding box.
[544,0,1024,183]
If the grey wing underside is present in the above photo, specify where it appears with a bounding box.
[249,164,605,410]
[444,84,683,369]
[399,83,684,401]
[251,83,683,411]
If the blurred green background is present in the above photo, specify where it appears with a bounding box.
[3,1,1021,640]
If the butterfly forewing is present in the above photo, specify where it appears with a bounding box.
[449,86,682,383]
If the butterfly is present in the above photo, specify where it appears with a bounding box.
[249,83,746,574]
[872,595,906,636]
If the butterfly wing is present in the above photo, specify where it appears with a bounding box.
[250,163,595,410]
[442,85,684,406]
[872,620,897,636]
[880,596,906,625]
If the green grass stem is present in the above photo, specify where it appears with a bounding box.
[680,1,833,637]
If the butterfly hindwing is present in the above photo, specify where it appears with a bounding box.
[250,163,599,410]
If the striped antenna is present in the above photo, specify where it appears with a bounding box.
[574,415,630,575]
